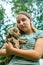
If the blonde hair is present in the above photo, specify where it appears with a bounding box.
[30,21,38,32]
[18,11,38,33]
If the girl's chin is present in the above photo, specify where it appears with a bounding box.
[19,27,27,32]
[22,29,27,32]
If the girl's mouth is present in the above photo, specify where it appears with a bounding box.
[20,25,26,28]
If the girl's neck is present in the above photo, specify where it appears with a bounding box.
[25,28,34,34]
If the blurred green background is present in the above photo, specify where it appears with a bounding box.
[0,0,43,48]
[0,0,43,64]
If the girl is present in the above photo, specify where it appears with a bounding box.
[0,11,43,65]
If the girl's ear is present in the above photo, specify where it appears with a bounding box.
[30,18,32,22]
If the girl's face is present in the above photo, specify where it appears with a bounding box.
[16,14,31,33]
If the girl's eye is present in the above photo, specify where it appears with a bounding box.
[22,18,26,21]
[17,21,20,24]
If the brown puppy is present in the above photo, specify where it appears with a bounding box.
[6,27,27,49]
[6,27,21,49]
[0,27,27,64]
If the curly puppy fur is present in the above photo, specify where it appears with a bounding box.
[6,27,20,49]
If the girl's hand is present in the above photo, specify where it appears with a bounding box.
[6,42,14,55]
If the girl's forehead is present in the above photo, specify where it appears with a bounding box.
[16,14,28,20]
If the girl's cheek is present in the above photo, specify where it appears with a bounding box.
[17,24,20,28]
[24,22,28,25]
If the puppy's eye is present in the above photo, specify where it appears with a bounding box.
[13,29,18,33]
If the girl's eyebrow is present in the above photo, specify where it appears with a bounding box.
[17,17,26,20]
[17,18,26,22]
[16,16,27,22]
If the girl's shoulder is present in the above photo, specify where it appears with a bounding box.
[36,30,43,38]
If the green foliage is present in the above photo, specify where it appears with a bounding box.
[0,6,5,48]
[12,0,43,30]
[12,0,32,13]
[0,6,5,24]
[12,0,27,13]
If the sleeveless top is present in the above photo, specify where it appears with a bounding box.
[8,30,43,65]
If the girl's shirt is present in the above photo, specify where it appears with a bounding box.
[8,30,43,65]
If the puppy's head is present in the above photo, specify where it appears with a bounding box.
[8,27,20,39]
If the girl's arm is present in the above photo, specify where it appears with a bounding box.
[6,38,43,60]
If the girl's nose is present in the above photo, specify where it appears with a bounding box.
[20,21,23,25]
